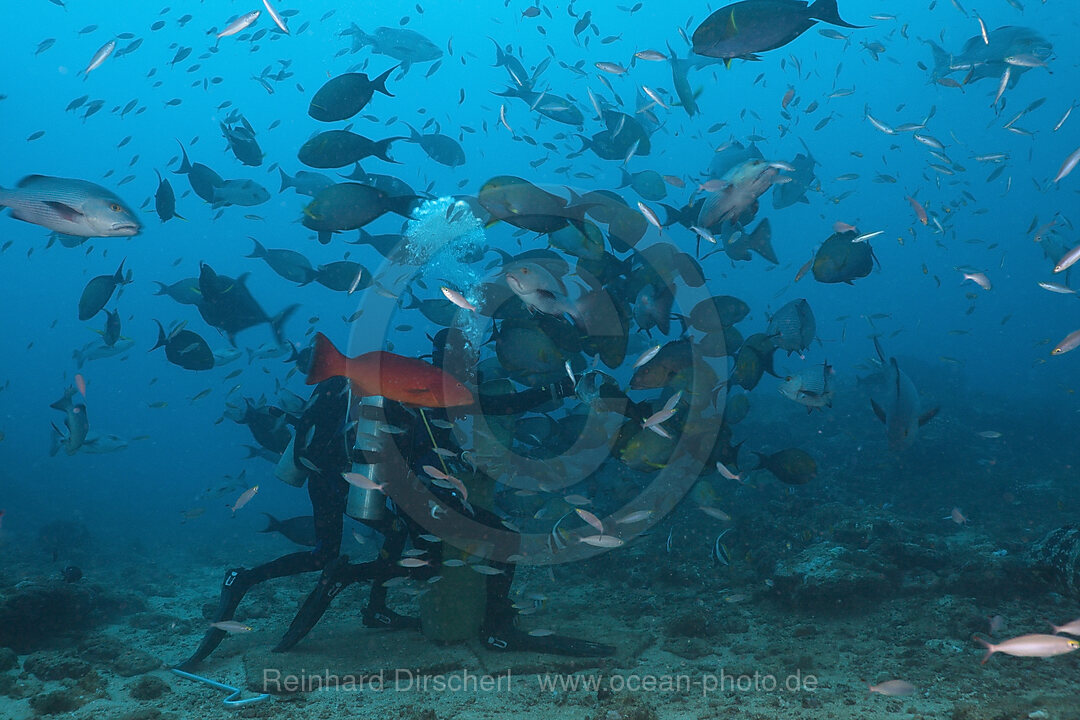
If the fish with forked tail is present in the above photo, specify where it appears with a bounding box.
[692,0,866,63]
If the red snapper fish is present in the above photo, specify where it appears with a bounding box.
[306,333,475,408]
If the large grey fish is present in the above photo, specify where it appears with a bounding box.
[277,168,334,197]
[78,259,131,321]
[211,178,269,208]
[151,320,216,371]
[812,229,875,284]
[692,0,864,63]
[494,84,585,127]
[618,169,667,202]
[154,170,184,222]
[102,309,122,347]
[405,124,466,167]
[46,231,89,249]
[342,24,442,73]
[707,141,764,180]
[697,159,780,230]
[869,339,939,451]
[767,298,815,354]
[50,386,89,455]
[315,261,370,292]
[0,175,140,237]
[225,397,292,453]
[308,67,395,122]
[174,142,224,204]
[258,513,317,547]
[246,238,318,285]
[197,263,298,345]
[152,277,203,306]
[220,114,263,167]
[301,183,416,244]
[298,130,404,169]
[772,150,817,209]
[925,26,1052,86]
[338,164,416,197]
[667,42,707,117]
[577,110,647,159]
[479,176,588,234]
[72,338,134,368]
[49,429,129,456]
[722,219,776,264]
[778,361,833,411]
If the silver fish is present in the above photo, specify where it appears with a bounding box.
[0,175,140,237]
[83,39,115,75]
[869,339,938,450]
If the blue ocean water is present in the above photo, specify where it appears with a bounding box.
[1,0,1079,715]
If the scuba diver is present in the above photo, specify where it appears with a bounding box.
[177,331,629,669]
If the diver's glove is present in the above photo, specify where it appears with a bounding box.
[547,375,577,400]
[572,369,616,403]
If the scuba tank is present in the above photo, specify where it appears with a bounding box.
[346,394,388,521]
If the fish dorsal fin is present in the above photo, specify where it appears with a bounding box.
[16,174,48,188]
[870,398,887,424]
[872,336,886,363]
[890,357,901,398]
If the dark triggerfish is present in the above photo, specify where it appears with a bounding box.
[812,230,876,284]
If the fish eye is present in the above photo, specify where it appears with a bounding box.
[109,203,122,212]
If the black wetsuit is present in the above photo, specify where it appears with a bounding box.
[272,375,596,651]
[178,373,613,668]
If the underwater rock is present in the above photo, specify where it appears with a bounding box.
[771,543,896,612]
[0,646,17,672]
[23,653,90,680]
[878,541,949,571]
[115,709,172,720]
[1030,526,1080,599]
[663,611,716,639]
[0,580,146,653]
[111,648,161,677]
[3,673,42,700]
[127,674,170,700]
[589,692,659,720]
[80,635,160,676]
[30,688,85,715]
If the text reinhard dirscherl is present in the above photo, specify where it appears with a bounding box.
[261,668,818,696]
